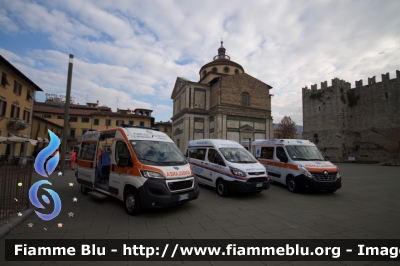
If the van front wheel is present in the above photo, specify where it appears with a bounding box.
[217,179,229,197]
[124,188,142,215]
[81,185,89,195]
[287,176,299,193]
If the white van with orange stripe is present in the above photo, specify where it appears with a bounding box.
[75,125,199,215]
[187,139,270,196]
[252,139,341,193]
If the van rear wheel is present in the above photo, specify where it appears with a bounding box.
[124,188,142,215]
[287,176,299,193]
[217,179,229,197]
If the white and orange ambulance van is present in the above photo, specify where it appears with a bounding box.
[186,139,270,196]
[252,139,342,193]
[75,125,199,215]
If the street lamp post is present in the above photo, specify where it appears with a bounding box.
[60,54,74,174]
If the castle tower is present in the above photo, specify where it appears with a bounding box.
[302,71,400,163]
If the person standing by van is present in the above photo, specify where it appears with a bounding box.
[70,150,77,170]
[97,148,103,166]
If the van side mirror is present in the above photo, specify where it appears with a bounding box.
[279,154,288,163]
[118,154,133,167]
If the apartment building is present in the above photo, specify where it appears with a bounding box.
[33,98,154,153]
[0,55,43,157]
[153,121,172,138]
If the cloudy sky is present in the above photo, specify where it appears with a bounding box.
[1,0,399,126]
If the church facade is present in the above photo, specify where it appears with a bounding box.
[170,42,274,152]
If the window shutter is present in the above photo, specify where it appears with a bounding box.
[2,101,6,116]
[17,107,20,118]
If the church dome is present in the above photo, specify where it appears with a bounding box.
[199,42,245,82]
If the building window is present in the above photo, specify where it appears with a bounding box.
[0,99,6,116]
[13,81,22,95]
[211,67,217,73]
[57,115,64,119]
[129,121,134,125]
[42,114,51,118]
[44,125,47,133]
[116,120,124,126]
[164,127,167,132]
[70,116,78,122]
[140,121,145,126]
[242,93,249,106]
[202,70,206,77]
[81,117,90,123]
[26,90,33,101]
[106,119,111,126]
[70,129,75,137]
[11,105,20,118]
[235,69,239,74]
[1,72,10,87]
[82,129,88,135]
[23,110,30,123]
[223,66,230,73]
[94,118,99,125]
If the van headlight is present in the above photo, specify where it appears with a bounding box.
[141,170,165,179]
[336,172,341,179]
[298,165,312,178]
[230,167,247,177]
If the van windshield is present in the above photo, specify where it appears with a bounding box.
[220,148,258,164]
[285,145,326,161]
[130,140,187,166]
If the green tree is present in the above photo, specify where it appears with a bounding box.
[277,116,297,139]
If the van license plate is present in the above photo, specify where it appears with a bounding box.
[256,183,263,188]
[179,194,189,201]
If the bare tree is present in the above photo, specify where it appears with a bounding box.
[276,116,297,139]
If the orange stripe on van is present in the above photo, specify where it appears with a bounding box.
[77,160,93,168]
[305,167,339,173]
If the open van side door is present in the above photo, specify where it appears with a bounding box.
[77,131,100,188]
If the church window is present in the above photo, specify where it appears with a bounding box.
[235,69,239,74]
[203,70,207,77]
[223,66,230,73]
[242,93,249,106]
[212,67,217,73]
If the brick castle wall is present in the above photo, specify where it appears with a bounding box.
[302,70,400,163]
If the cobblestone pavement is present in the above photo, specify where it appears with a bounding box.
[1,163,400,265]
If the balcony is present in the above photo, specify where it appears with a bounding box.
[7,118,28,130]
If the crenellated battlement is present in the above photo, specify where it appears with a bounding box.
[302,77,351,93]
[303,70,400,93]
